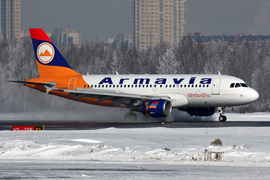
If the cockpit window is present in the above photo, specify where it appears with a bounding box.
[230,82,249,88]
[235,83,241,88]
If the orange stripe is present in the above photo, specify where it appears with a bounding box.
[25,84,124,107]
[36,60,80,77]
[26,75,89,89]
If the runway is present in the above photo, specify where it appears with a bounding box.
[1,161,270,179]
[1,120,270,131]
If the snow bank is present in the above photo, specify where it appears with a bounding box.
[1,124,270,167]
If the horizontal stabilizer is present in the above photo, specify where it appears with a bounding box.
[8,81,55,87]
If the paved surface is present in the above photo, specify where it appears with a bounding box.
[0,161,269,179]
[1,120,270,131]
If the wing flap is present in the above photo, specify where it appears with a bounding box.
[61,88,171,101]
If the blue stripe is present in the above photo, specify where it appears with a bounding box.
[31,38,72,69]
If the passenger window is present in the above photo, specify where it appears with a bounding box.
[230,83,235,88]
[84,85,86,88]
[235,83,241,88]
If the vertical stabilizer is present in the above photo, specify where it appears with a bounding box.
[29,28,80,77]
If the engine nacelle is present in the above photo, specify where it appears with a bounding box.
[179,107,216,116]
[141,100,172,117]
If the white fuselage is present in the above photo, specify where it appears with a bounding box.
[81,74,259,108]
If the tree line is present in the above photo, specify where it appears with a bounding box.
[0,35,269,113]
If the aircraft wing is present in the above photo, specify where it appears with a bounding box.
[57,88,171,107]
[9,80,171,107]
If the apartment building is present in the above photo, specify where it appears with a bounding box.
[132,0,187,50]
[0,0,21,41]
[50,28,81,45]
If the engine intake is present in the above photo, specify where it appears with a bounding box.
[141,100,172,117]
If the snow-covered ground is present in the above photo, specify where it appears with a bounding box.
[1,113,270,179]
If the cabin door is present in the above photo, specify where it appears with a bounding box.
[211,78,221,95]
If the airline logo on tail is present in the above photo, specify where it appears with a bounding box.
[37,42,55,64]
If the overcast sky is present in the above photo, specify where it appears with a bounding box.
[21,0,270,42]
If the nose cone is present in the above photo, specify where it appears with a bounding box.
[249,88,259,102]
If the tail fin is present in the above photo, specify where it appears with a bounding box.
[30,28,80,77]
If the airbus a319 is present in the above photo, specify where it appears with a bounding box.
[10,29,259,122]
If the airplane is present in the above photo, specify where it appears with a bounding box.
[10,28,259,122]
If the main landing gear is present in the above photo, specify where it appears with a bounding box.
[124,108,137,121]
[218,107,227,122]
[124,113,137,121]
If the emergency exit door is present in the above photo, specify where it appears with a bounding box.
[68,78,77,90]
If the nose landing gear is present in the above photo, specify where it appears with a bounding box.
[218,107,227,122]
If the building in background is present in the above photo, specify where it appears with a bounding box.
[132,0,187,50]
[0,0,21,41]
[108,34,133,49]
[193,32,270,46]
[50,28,81,45]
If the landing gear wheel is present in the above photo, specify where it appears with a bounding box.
[218,107,227,122]
[124,113,137,121]
[219,115,227,122]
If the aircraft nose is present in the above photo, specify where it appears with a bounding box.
[249,88,259,102]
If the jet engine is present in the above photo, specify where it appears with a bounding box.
[141,100,172,117]
[178,107,216,116]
